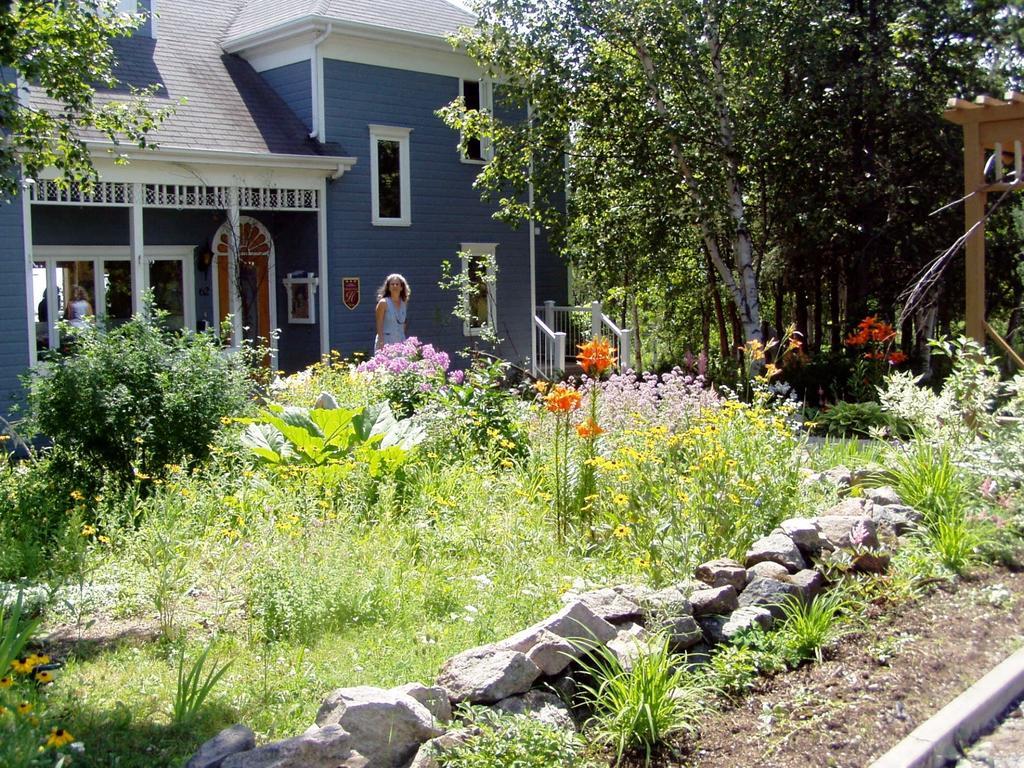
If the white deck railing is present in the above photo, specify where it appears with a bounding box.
[532,300,632,379]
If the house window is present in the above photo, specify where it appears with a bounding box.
[30,246,195,351]
[460,79,493,163]
[460,242,497,336]
[369,125,411,226]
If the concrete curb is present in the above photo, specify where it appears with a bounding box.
[869,645,1024,768]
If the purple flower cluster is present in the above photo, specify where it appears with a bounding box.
[356,337,450,378]
[594,367,721,432]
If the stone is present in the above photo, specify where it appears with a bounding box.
[498,601,618,672]
[658,614,704,651]
[694,558,747,591]
[437,647,541,704]
[824,497,876,518]
[314,392,340,410]
[784,570,824,603]
[820,466,852,491]
[494,690,575,731]
[745,532,807,573]
[611,583,655,606]
[737,577,803,620]
[576,587,644,624]
[315,686,443,767]
[390,683,452,726]
[746,561,791,584]
[689,585,739,616]
[872,505,921,537]
[407,729,478,768]
[780,518,828,556]
[814,516,880,550]
[606,622,655,670]
[863,486,902,507]
[642,586,693,620]
[522,630,577,677]
[220,725,365,768]
[698,606,774,644]
[187,725,256,768]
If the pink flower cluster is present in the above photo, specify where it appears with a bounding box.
[356,337,450,378]
[594,368,721,432]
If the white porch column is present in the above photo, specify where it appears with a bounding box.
[130,182,147,315]
[22,184,36,366]
[227,186,243,346]
[318,179,330,356]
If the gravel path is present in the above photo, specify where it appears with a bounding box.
[955,698,1024,768]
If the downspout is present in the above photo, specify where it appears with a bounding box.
[309,23,333,141]
[528,103,537,374]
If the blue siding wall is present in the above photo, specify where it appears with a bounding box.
[322,59,565,366]
[0,196,28,418]
[261,62,313,133]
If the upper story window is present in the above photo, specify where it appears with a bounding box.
[369,125,411,227]
[460,79,493,163]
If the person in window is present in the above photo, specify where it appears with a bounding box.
[65,285,93,328]
[374,273,409,350]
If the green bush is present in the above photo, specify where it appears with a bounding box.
[439,712,592,768]
[24,312,256,493]
[812,401,913,439]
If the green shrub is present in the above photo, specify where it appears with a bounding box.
[812,401,913,439]
[776,591,857,663]
[24,311,256,494]
[576,634,707,765]
[439,712,592,768]
[888,442,970,532]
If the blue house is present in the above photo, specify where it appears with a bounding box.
[0,0,575,415]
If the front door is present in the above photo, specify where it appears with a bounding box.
[214,216,273,349]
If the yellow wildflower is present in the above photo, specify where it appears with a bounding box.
[46,728,75,748]
[34,670,55,684]
[0,675,12,688]
[16,701,32,716]
[613,524,630,539]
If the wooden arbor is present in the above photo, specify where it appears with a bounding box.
[943,93,1024,366]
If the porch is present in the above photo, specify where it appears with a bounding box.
[532,300,632,379]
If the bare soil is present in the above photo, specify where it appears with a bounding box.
[670,568,1024,768]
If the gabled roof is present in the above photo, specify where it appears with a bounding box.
[224,0,476,46]
[29,0,331,158]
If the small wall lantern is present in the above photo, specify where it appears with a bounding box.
[283,272,318,324]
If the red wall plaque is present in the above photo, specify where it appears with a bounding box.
[342,277,360,310]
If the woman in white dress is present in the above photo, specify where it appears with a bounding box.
[374,273,410,351]
[65,285,93,328]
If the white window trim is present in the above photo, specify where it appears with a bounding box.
[369,124,412,227]
[459,78,494,165]
[31,246,197,351]
[460,242,498,337]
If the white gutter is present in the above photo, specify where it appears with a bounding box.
[309,23,333,142]
[85,142,357,176]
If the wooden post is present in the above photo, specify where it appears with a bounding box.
[963,122,986,344]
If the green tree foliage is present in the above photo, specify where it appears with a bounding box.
[442,0,1022,365]
[0,0,171,200]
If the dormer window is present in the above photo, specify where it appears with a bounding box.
[460,79,493,163]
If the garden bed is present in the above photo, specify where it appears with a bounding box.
[680,567,1024,768]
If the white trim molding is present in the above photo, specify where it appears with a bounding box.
[369,125,412,227]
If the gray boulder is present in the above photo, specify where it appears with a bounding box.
[606,622,656,670]
[780,518,827,556]
[872,505,921,537]
[642,586,693,620]
[220,725,364,768]
[313,392,339,410]
[437,647,541,704]
[820,466,852,491]
[493,690,575,731]
[824,497,876,518]
[390,683,452,726]
[187,725,256,768]
[745,532,807,573]
[315,687,443,768]
[694,558,747,591]
[785,570,824,603]
[659,614,704,651]
[814,515,879,549]
[408,729,478,768]
[576,587,644,624]
[863,486,902,506]
[737,577,803,619]
[746,561,791,584]
[698,606,773,644]
[498,601,617,675]
[689,585,739,616]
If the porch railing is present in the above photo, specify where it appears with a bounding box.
[532,300,632,379]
